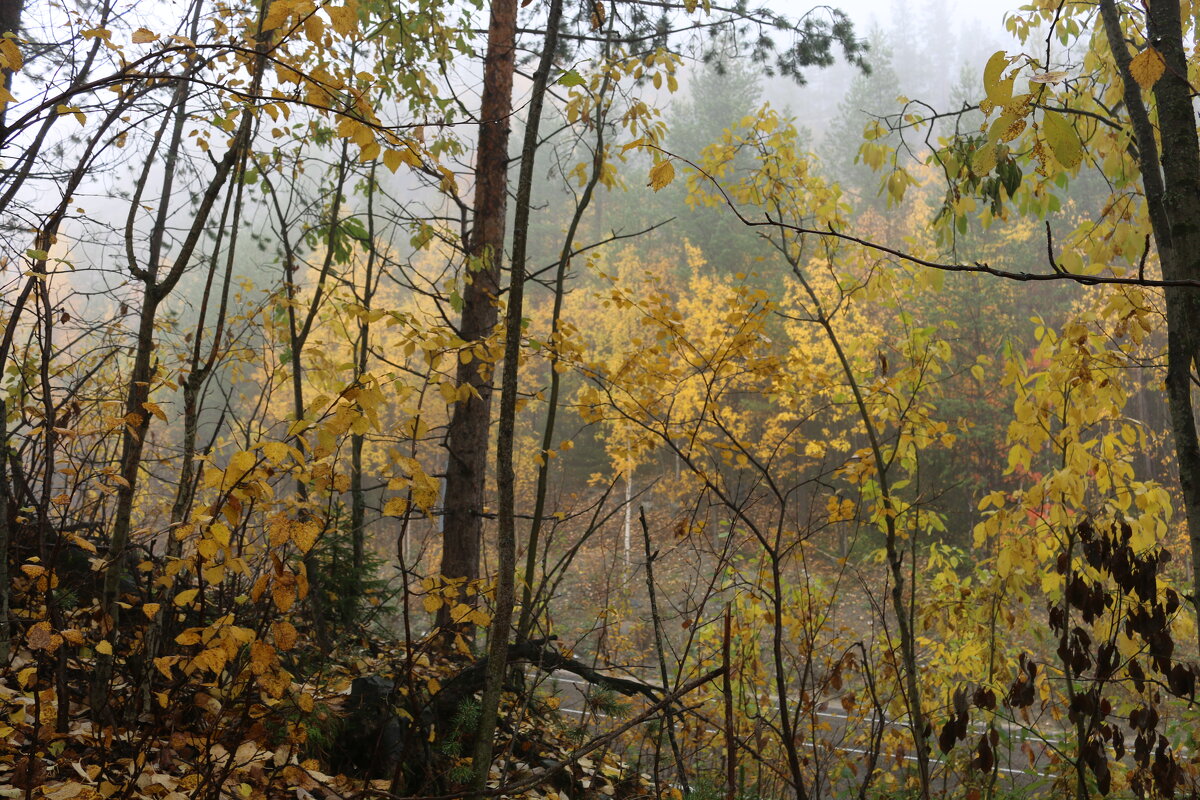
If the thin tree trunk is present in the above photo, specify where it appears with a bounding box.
[92,34,263,712]
[351,164,379,585]
[0,399,11,662]
[469,0,562,791]
[788,252,931,799]
[281,140,351,650]
[0,0,50,650]
[0,92,126,668]
[516,45,614,641]
[641,508,690,795]
[144,17,241,694]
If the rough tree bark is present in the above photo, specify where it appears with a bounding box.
[437,0,517,634]
[1097,0,1200,651]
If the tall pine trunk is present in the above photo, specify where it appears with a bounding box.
[437,0,517,633]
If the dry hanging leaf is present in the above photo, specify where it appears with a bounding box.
[26,620,57,651]
[648,160,675,192]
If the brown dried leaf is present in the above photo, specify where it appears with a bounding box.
[26,620,60,652]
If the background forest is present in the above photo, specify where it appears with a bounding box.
[2,1,1200,799]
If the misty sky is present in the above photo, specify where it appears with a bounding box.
[737,0,1027,144]
[797,0,1017,30]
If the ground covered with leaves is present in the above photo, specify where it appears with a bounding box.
[0,627,659,800]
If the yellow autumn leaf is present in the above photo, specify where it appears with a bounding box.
[95,640,113,656]
[621,137,648,154]
[1129,46,1165,90]
[261,440,290,464]
[249,641,275,674]
[0,38,22,71]
[648,160,675,192]
[886,168,909,202]
[174,588,199,607]
[272,620,298,651]
[131,27,158,44]
[998,116,1026,143]
[291,520,319,554]
[982,50,1013,105]
[972,142,997,176]
[383,496,408,516]
[194,646,227,675]
[264,0,297,31]
[448,602,479,624]
[250,574,269,602]
[359,141,380,162]
[18,666,36,688]
[422,594,441,614]
[142,602,161,619]
[268,514,292,547]
[297,692,315,712]
[326,4,357,36]
[56,104,85,125]
[273,582,296,612]
[197,539,220,566]
[228,449,256,480]
[210,522,231,548]
[175,627,202,646]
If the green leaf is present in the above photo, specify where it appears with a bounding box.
[1042,111,1082,170]
[972,142,997,177]
[557,69,585,87]
[886,168,910,203]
